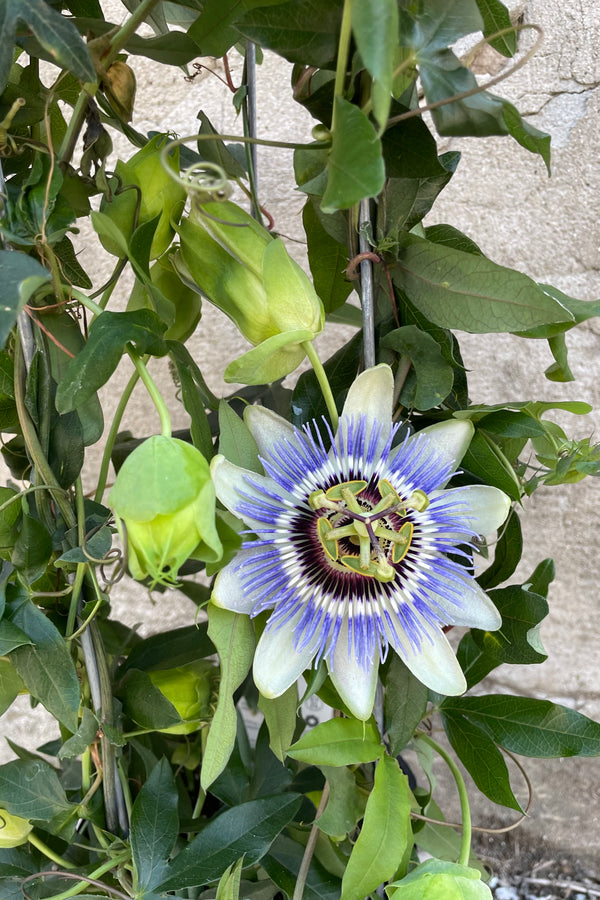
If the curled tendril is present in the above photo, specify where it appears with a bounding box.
[160,136,232,207]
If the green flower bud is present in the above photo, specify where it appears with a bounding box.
[0,808,32,848]
[108,436,222,587]
[178,200,324,381]
[148,660,215,734]
[127,249,202,343]
[386,860,492,900]
[100,134,187,259]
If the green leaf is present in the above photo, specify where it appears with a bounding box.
[0,758,76,836]
[0,619,31,656]
[502,100,551,174]
[262,834,342,900]
[477,509,522,590]
[474,0,516,56]
[302,201,352,314]
[392,235,570,333]
[442,713,521,811]
[321,99,385,213]
[287,717,382,766]
[189,0,289,57]
[201,605,256,790]
[215,858,244,900]
[472,583,548,666]
[545,333,574,382]
[316,766,367,839]
[410,0,484,49]
[119,669,182,731]
[55,310,167,414]
[424,223,483,255]
[0,0,95,94]
[341,756,413,900]
[0,658,24,716]
[218,401,261,473]
[258,685,298,763]
[383,164,457,235]
[131,758,179,893]
[0,490,21,551]
[382,325,454,410]
[0,251,51,350]
[238,0,343,67]
[382,116,448,179]
[155,793,302,891]
[457,579,548,689]
[58,707,98,759]
[461,430,522,501]
[442,695,600,757]
[383,656,429,756]
[119,623,215,675]
[7,594,80,732]
[169,347,214,460]
[352,0,398,128]
[197,112,246,179]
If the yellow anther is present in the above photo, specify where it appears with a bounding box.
[392,522,414,563]
[405,489,429,512]
[317,517,338,561]
[308,490,339,511]
[325,480,367,501]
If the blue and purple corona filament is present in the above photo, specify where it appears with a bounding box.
[211,365,510,720]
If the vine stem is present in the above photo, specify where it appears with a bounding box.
[94,368,140,502]
[292,781,330,900]
[127,348,171,437]
[418,733,472,866]
[27,833,77,869]
[23,850,131,900]
[301,341,339,430]
[71,290,171,439]
[331,0,354,130]
[57,0,163,166]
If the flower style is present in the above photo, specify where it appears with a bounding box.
[210,365,510,720]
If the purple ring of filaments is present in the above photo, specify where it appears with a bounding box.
[234,414,480,670]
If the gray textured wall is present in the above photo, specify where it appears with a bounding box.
[2,0,599,858]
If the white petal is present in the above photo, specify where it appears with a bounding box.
[253,615,318,698]
[327,618,379,721]
[408,419,474,484]
[244,405,297,458]
[341,364,393,433]
[211,549,258,614]
[210,454,279,531]
[440,485,511,535]
[428,573,502,630]
[386,619,466,696]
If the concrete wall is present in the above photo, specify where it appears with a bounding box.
[2,0,599,859]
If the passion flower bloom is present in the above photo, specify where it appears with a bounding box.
[211,365,509,720]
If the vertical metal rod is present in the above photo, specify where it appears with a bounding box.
[359,198,376,368]
[244,40,260,220]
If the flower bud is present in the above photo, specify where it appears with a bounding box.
[178,200,324,381]
[0,808,32,848]
[148,660,216,734]
[108,436,222,587]
[102,60,136,121]
[387,860,492,899]
[99,134,187,259]
[127,249,202,343]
